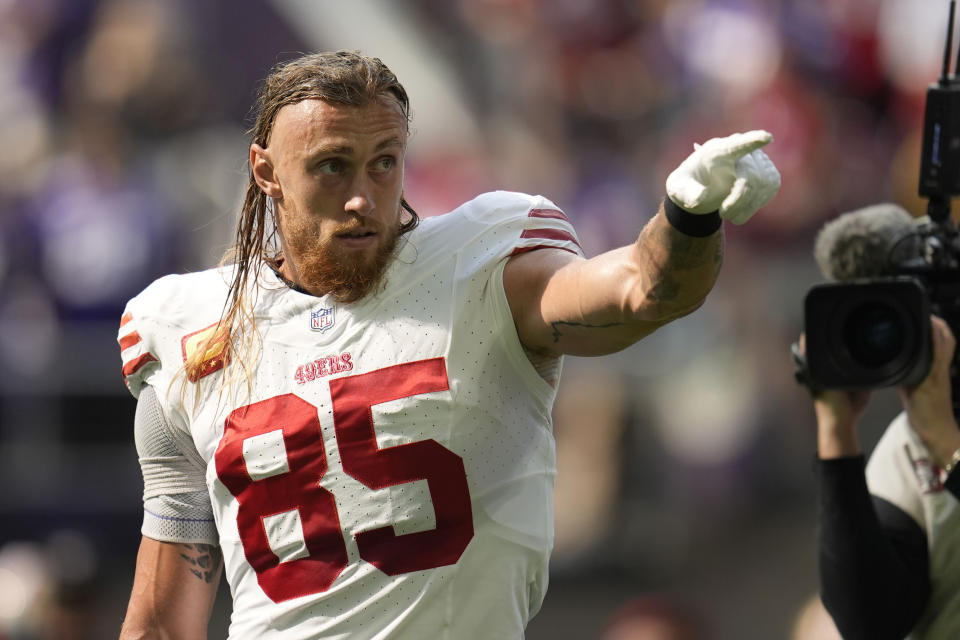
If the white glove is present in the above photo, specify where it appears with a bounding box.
[666,129,781,225]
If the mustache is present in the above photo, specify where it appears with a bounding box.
[331,217,385,236]
[294,218,401,304]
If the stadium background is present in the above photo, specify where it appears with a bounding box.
[0,0,943,637]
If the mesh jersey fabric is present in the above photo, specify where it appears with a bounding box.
[134,385,218,544]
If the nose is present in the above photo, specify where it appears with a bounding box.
[344,174,375,218]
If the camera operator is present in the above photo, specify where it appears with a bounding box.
[801,205,960,639]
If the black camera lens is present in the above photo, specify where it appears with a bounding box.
[841,301,905,368]
[804,278,931,389]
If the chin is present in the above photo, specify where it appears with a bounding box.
[298,239,396,303]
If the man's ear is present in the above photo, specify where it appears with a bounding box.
[250,144,282,198]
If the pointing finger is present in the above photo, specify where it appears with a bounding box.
[705,130,774,161]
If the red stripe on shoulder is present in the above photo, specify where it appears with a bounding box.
[122,352,158,378]
[120,312,133,327]
[510,244,581,257]
[528,208,569,222]
[519,228,583,250]
[118,331,142,351]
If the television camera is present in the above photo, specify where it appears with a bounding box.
[803,0,960,415]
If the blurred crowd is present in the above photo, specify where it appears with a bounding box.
[0,0,946,637]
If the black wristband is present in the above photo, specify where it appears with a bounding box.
[663,196,722,237]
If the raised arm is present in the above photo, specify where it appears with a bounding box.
[505,204,722,356]
[120,538,222,639]
[505,130,780,357]
[897,315,960,471]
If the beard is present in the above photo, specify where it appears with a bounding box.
[282,214,401,304]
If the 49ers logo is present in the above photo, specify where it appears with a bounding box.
[294,353,353,385]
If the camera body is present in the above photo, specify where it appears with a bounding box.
[804,226,960,412]
[919,80,960,215]
[804,277,932,389]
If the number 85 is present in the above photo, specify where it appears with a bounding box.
[214,358,475,603]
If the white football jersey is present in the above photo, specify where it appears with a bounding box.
[866,412,960,639]
[118,191,584,639]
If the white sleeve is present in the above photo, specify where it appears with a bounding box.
[134,385,218,544]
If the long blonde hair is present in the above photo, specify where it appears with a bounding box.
[184,50,419,387]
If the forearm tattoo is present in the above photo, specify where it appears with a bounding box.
[546,214,722,344]
[178,543,222,583]
[640,219,723,303]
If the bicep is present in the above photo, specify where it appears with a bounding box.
[121,536,222,639]
[503,247,661,357]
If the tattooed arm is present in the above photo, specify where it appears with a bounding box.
[119,537,222,639]
[504,202,723,358]
[505,130,780,358]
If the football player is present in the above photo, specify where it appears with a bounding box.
[117,50,780,639]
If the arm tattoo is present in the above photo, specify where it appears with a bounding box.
[552,320,623,343]
[178,543,222,584]
[659,222,722,269]
[640,220,723,303]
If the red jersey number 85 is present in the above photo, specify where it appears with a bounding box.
[214,358,474,603]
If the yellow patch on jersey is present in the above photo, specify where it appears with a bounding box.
[181,323,229,382]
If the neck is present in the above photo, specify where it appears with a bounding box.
[272,257,312,295]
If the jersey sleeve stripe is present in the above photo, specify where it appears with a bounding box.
[528,208,570,222]
[510,244,581,257]
[118,331,143,351]
[120,312,133,328]
[123,352,158,378]
[519,228,583,250]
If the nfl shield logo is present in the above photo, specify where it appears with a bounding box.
[310,306,335,332]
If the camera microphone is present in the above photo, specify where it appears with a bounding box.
[804,205,932,390]
[813,204,918,281]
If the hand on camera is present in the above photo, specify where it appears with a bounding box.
[898,315,960,468]
[796,333,872,458]
[666,130,781,224]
